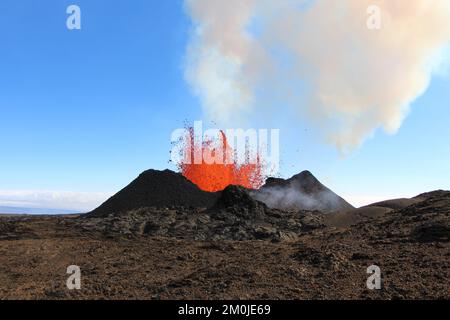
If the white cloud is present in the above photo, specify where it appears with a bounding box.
[0,190,112,212]
[185,0,450,152]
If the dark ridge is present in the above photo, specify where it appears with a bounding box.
[87,169,219,217]
[289,170,327,194]
[251,170,354,213]
[414,190,450,200]
[213,185,266,211]
[263,171,328,194]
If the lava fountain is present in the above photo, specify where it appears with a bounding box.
[175,127,266,192]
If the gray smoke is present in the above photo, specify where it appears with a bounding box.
[185,0,450,152]
[250,185,346,212]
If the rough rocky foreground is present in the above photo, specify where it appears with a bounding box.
[81,186,324,242]
[0,189,448,299]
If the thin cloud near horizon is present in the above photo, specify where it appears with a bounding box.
[0,190,113,212]
[0,188,419,212]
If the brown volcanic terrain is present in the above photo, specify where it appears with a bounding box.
[0,170,449,300]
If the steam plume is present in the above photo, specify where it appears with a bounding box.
[184,0,450,151]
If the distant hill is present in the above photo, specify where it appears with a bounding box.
[250,170,354,213]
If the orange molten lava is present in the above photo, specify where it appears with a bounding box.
[177,128,265,192]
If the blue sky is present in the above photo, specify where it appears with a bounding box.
[0,0,449,211]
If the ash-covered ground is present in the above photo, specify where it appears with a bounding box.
[0,170,448,299]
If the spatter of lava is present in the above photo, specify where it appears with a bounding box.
[176,128,265,192]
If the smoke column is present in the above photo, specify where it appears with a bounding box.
[184,0,450,152]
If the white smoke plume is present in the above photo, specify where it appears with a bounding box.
[250,185,344,212]
[184,0,450,151]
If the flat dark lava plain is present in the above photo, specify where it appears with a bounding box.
[0,190,449,300]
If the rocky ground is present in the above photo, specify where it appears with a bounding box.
[0,189,448,300]
[80,186,324,242]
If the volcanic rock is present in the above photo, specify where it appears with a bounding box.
[78,205,316,242]
[1,189,449,299]
[213,185,266,211]
[411,222,450,243]
[78,185,326,242]
[250,170,354,213]
[87,169,219,217]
